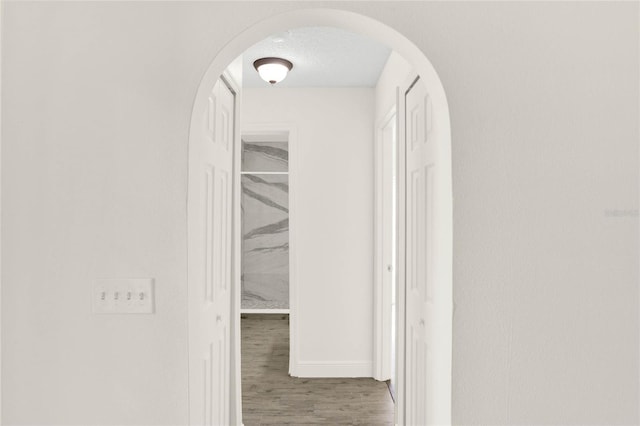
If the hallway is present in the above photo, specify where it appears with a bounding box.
[241,314,395,425]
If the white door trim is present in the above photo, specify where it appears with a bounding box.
[374,105,398,382]
[241,123,299,376]
[0,0,4,421]
[396,80,409,426]
[222,71,243,426]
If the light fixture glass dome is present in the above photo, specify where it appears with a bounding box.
[253,57,293,85]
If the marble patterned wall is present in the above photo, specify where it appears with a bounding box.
[241,141,289,309]
[242,141,288,172]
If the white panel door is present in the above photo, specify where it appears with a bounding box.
[405,77,438,426]
[188,78,234,426]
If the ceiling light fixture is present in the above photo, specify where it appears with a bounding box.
[253,57,293,85]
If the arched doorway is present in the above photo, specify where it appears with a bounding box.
[188,8,453,425]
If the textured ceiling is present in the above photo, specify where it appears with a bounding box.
[242,26,392,88]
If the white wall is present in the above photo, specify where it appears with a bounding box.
[2,3,192,425]
[242,88,376,377]
[1,2,637,425]
[375,51,413,123]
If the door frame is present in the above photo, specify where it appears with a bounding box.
[0,1,4,421]
[373,105,398,382]
[187,8,452,425]
[225,72,243,425]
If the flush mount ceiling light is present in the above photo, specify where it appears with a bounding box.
[253,57,293,85]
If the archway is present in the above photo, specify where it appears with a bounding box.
[188,8,453,425]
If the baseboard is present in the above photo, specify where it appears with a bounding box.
[293,360,373,378]
[240,308,289,314]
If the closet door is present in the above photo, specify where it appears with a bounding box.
[405,77,436,426]
[188,78,234,425]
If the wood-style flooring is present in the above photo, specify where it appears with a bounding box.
[241,314,395,425]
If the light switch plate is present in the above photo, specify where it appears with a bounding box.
[93,278,155,314]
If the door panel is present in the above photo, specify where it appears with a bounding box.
[189,78,234,426]
[405,78,437,426]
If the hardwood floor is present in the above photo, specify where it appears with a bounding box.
[241,314,395,425]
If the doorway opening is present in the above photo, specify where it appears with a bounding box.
[239,131,291,315]
[237,25,394,420]
[187,9,452,426]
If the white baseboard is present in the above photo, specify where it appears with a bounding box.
[293,360,373,378]
[240,308,289,314]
